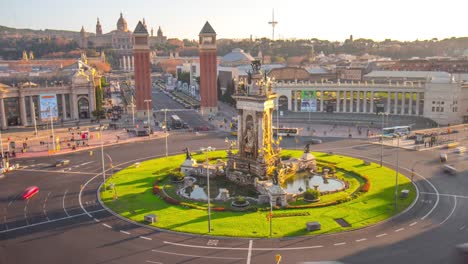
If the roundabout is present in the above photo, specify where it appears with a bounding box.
[100,150,416,238]
[1,132,466,264]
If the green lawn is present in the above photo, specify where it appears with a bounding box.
[101,150,416,238]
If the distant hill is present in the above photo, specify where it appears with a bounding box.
[0,25,95,39]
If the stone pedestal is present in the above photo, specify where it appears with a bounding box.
[181,158,197,176]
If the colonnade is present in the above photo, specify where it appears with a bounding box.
[120,55,134,71]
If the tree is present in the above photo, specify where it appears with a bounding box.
[177,71,190,85]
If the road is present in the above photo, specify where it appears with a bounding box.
[1,130,468,264]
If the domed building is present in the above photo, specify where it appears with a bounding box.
[220,48,255,67]
[79,13,167,70]
[117,12,129,32]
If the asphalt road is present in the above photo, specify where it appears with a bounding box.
[1,131,468,264]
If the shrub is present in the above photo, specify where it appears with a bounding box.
[170,171,185,182]
[271,212,310,218]
[162,195,180,205]
[304,189,320,201]
[153,185,161,194]
[213,207,225,212]
[235,196,246,204]
[360,175,371,192]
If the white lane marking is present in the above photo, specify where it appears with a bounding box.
[140,236,152,241]
[376,233,387,238]
[102,223,112,229]
[355,238,367,242]
[395,228,405,232]
[0,209,105,234]
[163,241,323,251]
[17,168,96,175]
[440,196,457,225]
[151,249,244,260]
[62,190,70,217]
[120,230,130,235]
[460,226,465,231]
[420,192,468,199]
[94,218,100,223]
[246,240,253,264]
[334,242,346,246]
[409,222,418,226]
[43,192,51,221]
[80,161,95,166]
[24,200,29,225]
[145,261,162,264]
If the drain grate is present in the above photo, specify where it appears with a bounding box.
[335,218,351,227]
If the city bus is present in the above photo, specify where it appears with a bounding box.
[273,127,299,137]
[382,126,411,137]
[171,115,183,129]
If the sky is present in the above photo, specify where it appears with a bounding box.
[1,0,467,41]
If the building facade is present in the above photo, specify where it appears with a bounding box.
[272,71,468,125]
[0,60,99,129]
[79,13,167,71]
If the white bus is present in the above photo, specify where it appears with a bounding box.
[273,127,299,137]
[171,115,182,129]
[382,126,411,137]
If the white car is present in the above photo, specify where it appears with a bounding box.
[454,146,466,154]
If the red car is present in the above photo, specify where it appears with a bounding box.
[22,186,39,200]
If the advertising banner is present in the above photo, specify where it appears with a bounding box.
[39,94,58,121]
[301,90,317,112]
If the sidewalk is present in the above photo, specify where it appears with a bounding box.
[3,126,165,160]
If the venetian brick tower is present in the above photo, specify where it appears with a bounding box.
[133,21,152,119]
[198,21,218,115]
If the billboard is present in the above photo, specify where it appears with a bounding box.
[39,94,58,121]
[301,90,317,112]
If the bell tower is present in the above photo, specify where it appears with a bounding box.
[133,21,152,118]
[198,21,218,115]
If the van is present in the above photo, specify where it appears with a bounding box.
[442,164,458,175]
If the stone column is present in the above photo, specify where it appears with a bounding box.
[415,92,420,116]
[29,96,35,122]
[336,91,340,112]
[320,90,324,112]
[343,91,347,113]
[0,98,6,129]
[88,86,95,113]
[400,92,405,115]
[123,56,128,71]
[132,56,135,71]
[237,111,242,152]
[349,91,354,113]
[356,91,360,113]
[386,91,391,114]
[363,91,367,113]
[71,93,78,120]
[408,92,413,115]
[19,95,27,126]
[291,91,295,112]
[61,94,67,119]
[370,91,374,113]
[290,91,294,111]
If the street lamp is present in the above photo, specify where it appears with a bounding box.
[379,112,389,167]
[0,129,4,169]
[99,124,106,190]
[200,146,215,233]
[394,132,401,211]
[131,95,135,128]
[144,99,152,137]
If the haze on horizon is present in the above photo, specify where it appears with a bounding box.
[1,0,467,41]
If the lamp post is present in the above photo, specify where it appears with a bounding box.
[50,107,56,152]
[0,130,4,169]
[32,102,38,138]
[379,112,389,167]
[99,124,106,190]
[144,99,152,137]
[131,95,135,128]
[200,146,214,233]
[394,132,401,211]
[269,194,273,237]
[163,109,168,157]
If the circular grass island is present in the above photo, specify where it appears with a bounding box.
[100,150,416,238]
